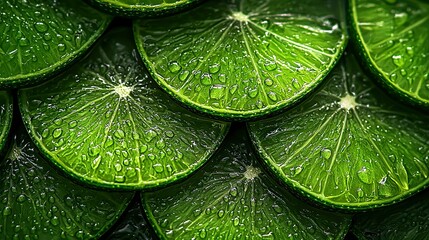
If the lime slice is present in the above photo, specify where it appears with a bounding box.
[0,91,13,154]
[0,124,133,239]
[142,125,351,239]
[85,0,202,17]
[103,196,155,239]
[0,0,111,87]
[350,0,429,108]
[248,51,429,210]
[352,189,429,239]
[18,27,230,189]
[134,0,347,120]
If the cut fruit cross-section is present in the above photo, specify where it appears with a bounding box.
[18,27,230,189]
[249,51,429,210]
[134,0,347,120]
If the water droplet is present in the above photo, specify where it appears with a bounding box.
[406,46,414,56]
[217,210,225,218]
[392,55,404,67]
[17,194,26,203]
[153,163,164,173]
[230,187,238,197]
[233,217,240,226]
[179,70,189,81]
[219,74,226,83]
[18,37,29,46]
[68,120,77,128]
[200,73,212,85]
[229,84,238,94]
[43,32,52,41]
[291,78,301,89]
[293,166,302,176]
[58,43,66,52]
[357,166,373,184]
[42,129,49,138]
[89,146,100,157]
[247,88,258,98]
[104,136,114,147]
[413,157,428,178]
[394,12,408,26]
[390,73,398,81]
[114,129,125,139]
[52,128,62,139]
[51,216,59,226]
[156,139,165,149]
[267,91,277,101]
[168,61,181,73]
[400,69,407,76]
[140,144,148,153]
[165,131,174,138]
[114,163,122,172]
[209,63,220,74]
[321,148,332,159]
[264,61,277,71]
[132,132,140,140]
[272,204,282,213]
[114,175,125,183]
[3,206,11,216]
[177,151,183,159]
[34,22,48,33]
[209,84,226,100]
[264,78,273,86]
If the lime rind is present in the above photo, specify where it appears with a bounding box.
[85,0,203,17]
[142,126,351,239]
[0,0,111,87]
[133,0,348,120]
[0,91,13,155]
[350,0,429,108]
[248,51,429,210]
[18,27,230,190]
[0,124,134,239]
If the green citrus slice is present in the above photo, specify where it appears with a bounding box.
[352,189,429,239]
[0,91,13,154]
[134,0,347,120]
[350,0,429,108]
[142,125,351,239]
[248,51,429,210]
[103,196,155,239]
[85,0,203,17]
[18,27,229,189]
[0,0,111,87]
[0,124,133,239]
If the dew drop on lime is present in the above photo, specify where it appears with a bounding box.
[233,217,240,226]
[209,84,226,100]
[321,148,332,159]
[165,131,174,138]
[229,84,238,94]
[41,129,49,138]
[230,187,238,197]
[268,91,277,101]
[58,43,66,52]
[200,73,212,85]
[199,229,207,238]
[247,88,258,98]
[264,78,273,86]
[17,194,26,203]
[264,61,277,71]
[291,78,301,89]
[3,206,11,216]
[357,166,373,184]
[52,128,62,139]
[140,144,148,153]
[168,61,181,73]
[114,163,122,172]
[153,163,164,173]
[217,210,225,218]
[272,204,282,213]
[34,22,48,33]
[114,175,126,183]
[209,63,220,74]
[114,129,125,139]
[178,70,189,81]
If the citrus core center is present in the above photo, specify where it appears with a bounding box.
[340,94,357,110]
[230,12,249,22]
[114,84,133,98]
[244,165,261,180]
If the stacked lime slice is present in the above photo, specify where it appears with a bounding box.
[143,126,351,239]
[0,124,133,239]
[350,0,429,107]
[134,0,347,119]
[0,0,111,87]
[249,52,429,210]
[85,0,202,17]
[19,28,230,189]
